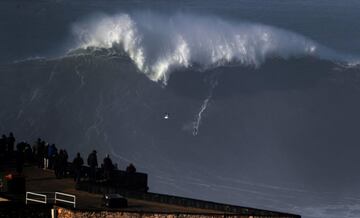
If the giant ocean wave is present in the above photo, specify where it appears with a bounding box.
[70,12,358,84]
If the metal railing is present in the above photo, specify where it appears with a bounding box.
[26,192,47,205]
[55,192,76,208]
[26,191,76,208]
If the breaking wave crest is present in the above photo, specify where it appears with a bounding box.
[71,12,358,84]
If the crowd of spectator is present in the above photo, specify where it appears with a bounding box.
[0,132,137,183]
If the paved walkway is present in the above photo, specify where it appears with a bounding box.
[23,166,223,213]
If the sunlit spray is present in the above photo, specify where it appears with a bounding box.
[71,12,358,85]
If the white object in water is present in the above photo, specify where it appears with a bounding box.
[164,113,169,119]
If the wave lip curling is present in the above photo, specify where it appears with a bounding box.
[72,12,353,84]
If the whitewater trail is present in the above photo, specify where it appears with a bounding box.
[193,80,218,136]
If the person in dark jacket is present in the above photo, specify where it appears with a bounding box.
[24,143,33,162]
[72,152,84,183]
[60,149,68,177]
[7,132,15,155]
[35,138,45,168]
[126,163,136,173]
[53,152,61,178]
[43,143,49,169]
[0,135,6,157]
[87,150,98,181]
[15,149,24,174]
[103,154,114,181]
[48,144,57,169]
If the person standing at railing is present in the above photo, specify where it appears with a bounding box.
[48,144,57,169]
[15,148,24,174]
[103,154,114,181]
[0,135,6,160]
[87,150,98,182]
[57,149,68,178]
[35,138,45,168]
[43,143,49,169]
[7,132,15,156]
[126,163,136,173]
[73,152,84,183]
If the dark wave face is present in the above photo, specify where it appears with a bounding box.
[2,52,360,218]
[2,2,360,218]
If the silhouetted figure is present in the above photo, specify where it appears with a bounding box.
[126,163,136,173]
[63,149,69,177]
[103,154,114,181]
[7,132,15,155]
[35,138,45,168]
[0,134,6,157]
[31,144,37,162]
[24,143,33,162]
[16,141,26,153]
[15,150,24,174]
[63,149,68,161]
[48,144,57,169]
[73,152,84,183]
[43,143,49,169]
[58,149,68,178]
[87,150,98,181]
[53,152,61,178]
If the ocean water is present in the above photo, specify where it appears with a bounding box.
[1,1,360,217]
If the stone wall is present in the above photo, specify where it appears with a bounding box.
[55,207,299,218]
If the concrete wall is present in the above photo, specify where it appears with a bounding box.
[76,182,299,217]
[0,202,51,218]
[55,207,299,218]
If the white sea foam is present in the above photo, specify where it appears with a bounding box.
[72,12,356,84]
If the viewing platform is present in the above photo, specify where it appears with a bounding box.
[0,164,301,218]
